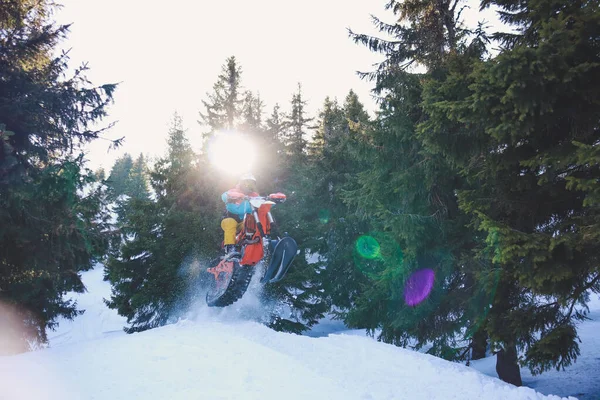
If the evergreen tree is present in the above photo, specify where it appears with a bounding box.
[106,154,134,200]
[420,0,600,380]
[106,114,221,332]
[282,84,313,161]
[343,0,493,371]
[308,91,374,313]
[128,154,150,201]
[259,104,286,188]
[199,56,243,133]
[264,91,373,333]
[240,91,264,135]
[258,87,325,333]
[263,158,329,333]
[350,0,465,77]
[266,104,284,145]
[0,0,116,351]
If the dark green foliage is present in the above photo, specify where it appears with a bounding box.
[418,0,600,378]
[106,115,222,332]
[261,87,328,333]
[281,84,313,161]
[0,4,117,181]
[1,160,110,347]
[105,153,150,203]
[350,0,465,80]
[306,92,373,313]
[200,56,243,132]
[339,64,481,358]
[340,0,600,385]
[128,154,150,201]
[0,0,116,351]
[106,154,134,199]
[344,4,486,358]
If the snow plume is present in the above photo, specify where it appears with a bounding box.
[173,254,278,327]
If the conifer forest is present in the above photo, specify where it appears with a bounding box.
[1,0,599,389]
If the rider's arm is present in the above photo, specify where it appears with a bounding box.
[223,189,246,204]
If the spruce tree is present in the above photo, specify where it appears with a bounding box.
[106,154,134,200]
[266,104,284,145]
[199,56,243,133]
[0,0,116,351]
[308,91,373,313]
[128,154,150,201]
[260,104,286,189]
[343,0,494,369]
[106,114,222,332]
[419,0,600,380]
[282,84,313,161]
[261,87,327,333]
[240,91,264,135]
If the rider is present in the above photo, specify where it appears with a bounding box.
[221,173,259,256]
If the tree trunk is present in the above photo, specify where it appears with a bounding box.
[495,344,522,386]
[471,329,488,360]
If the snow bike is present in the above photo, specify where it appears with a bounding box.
[205,193,297,307]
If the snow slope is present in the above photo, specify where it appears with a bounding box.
[47,265,127,347]
[308,299,600,399]
[471,295,600,400]
[0,266,589,400]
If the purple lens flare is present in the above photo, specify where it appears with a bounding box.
[404,268,435,306]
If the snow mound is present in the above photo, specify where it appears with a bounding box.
[0,266,584,400]
[47,263,127,347]
[1,320,573,400]
[471,294,600,399]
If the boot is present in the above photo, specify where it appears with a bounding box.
[223,244,239,258]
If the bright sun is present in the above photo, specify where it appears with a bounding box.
[207,131,256,175]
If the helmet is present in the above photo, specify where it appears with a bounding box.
[239,172,256,183]
[238,172,257,193]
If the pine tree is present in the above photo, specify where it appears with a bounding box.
[106,154,134,200]
[266,104,284,145]
[258,87,325,333]
[308,91,374,313]
[350,0,465,78]
[106,114,222,332]
[419,0,600,381]
[199,56,243,133]
[240,91,264,135]
[0,0,116,351]
[259,104,286,189]
[282,84,313,161]
[342,0,493,370]
[128,154,150,201]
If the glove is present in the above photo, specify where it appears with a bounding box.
[268,192,286,203]
[227,193,245,203]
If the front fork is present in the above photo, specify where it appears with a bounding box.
[262,211,278,252]
[254,210,276,238]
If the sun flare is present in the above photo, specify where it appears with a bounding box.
[207,131,256,176]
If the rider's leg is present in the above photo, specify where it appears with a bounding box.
[221,218,238,246]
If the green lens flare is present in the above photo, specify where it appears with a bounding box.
[318,209,330,224]
[355,235,381,260]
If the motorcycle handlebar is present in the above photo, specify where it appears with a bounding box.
[226,194,286,204]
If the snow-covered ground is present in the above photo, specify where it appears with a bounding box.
[471,295,600,400]
[46,266,127,347]
[307,300,600,400]
[0,265,597,400]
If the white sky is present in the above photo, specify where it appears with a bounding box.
[54,0,503,172]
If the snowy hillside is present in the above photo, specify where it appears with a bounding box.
[46,266,127,347]
[1,265,597,400]
[471,295,600,399]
